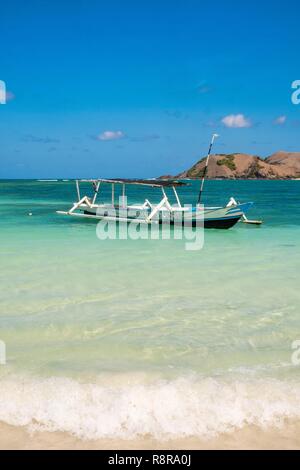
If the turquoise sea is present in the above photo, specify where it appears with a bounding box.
[0,179,300,440]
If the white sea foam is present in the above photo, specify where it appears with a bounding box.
[0,374,300,440]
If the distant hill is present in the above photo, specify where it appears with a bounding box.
[166,151,300,180]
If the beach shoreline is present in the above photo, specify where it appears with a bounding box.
[1,421,300,450]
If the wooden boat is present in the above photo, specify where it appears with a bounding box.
[57,178,253,229]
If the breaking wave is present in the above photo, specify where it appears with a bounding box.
[0,374,300,440]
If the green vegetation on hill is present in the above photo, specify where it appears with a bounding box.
[186,167,205,178]
[217,154,236,171]
[185,157,206,178]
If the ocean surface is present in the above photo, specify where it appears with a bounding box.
[0,179,300,442]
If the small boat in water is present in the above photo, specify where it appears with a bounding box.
[56,177,253,229]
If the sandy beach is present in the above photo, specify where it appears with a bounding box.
[1,421,300,450]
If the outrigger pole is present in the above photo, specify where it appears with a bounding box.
[197,133,219,205]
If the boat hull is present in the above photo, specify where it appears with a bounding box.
[82,202,252,229]
[202,216,240,229]
[83,210,241,229]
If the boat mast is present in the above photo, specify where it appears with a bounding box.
[197,133,219,205]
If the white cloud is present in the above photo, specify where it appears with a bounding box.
[221,114,252,128]
[97,130,125,141]
[196,82,212,94]
[274,115,287,125]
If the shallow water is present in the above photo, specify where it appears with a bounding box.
[0,179,300,441]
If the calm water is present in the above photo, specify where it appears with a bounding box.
[0,179,300,439]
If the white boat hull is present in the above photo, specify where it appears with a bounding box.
[76,202,253,229]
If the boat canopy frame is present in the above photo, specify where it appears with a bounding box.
[77,178,187,187]
[74,178,185,212]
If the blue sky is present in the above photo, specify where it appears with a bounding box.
[0,0,299,178]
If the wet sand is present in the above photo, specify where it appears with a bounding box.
[1,421,300,450]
